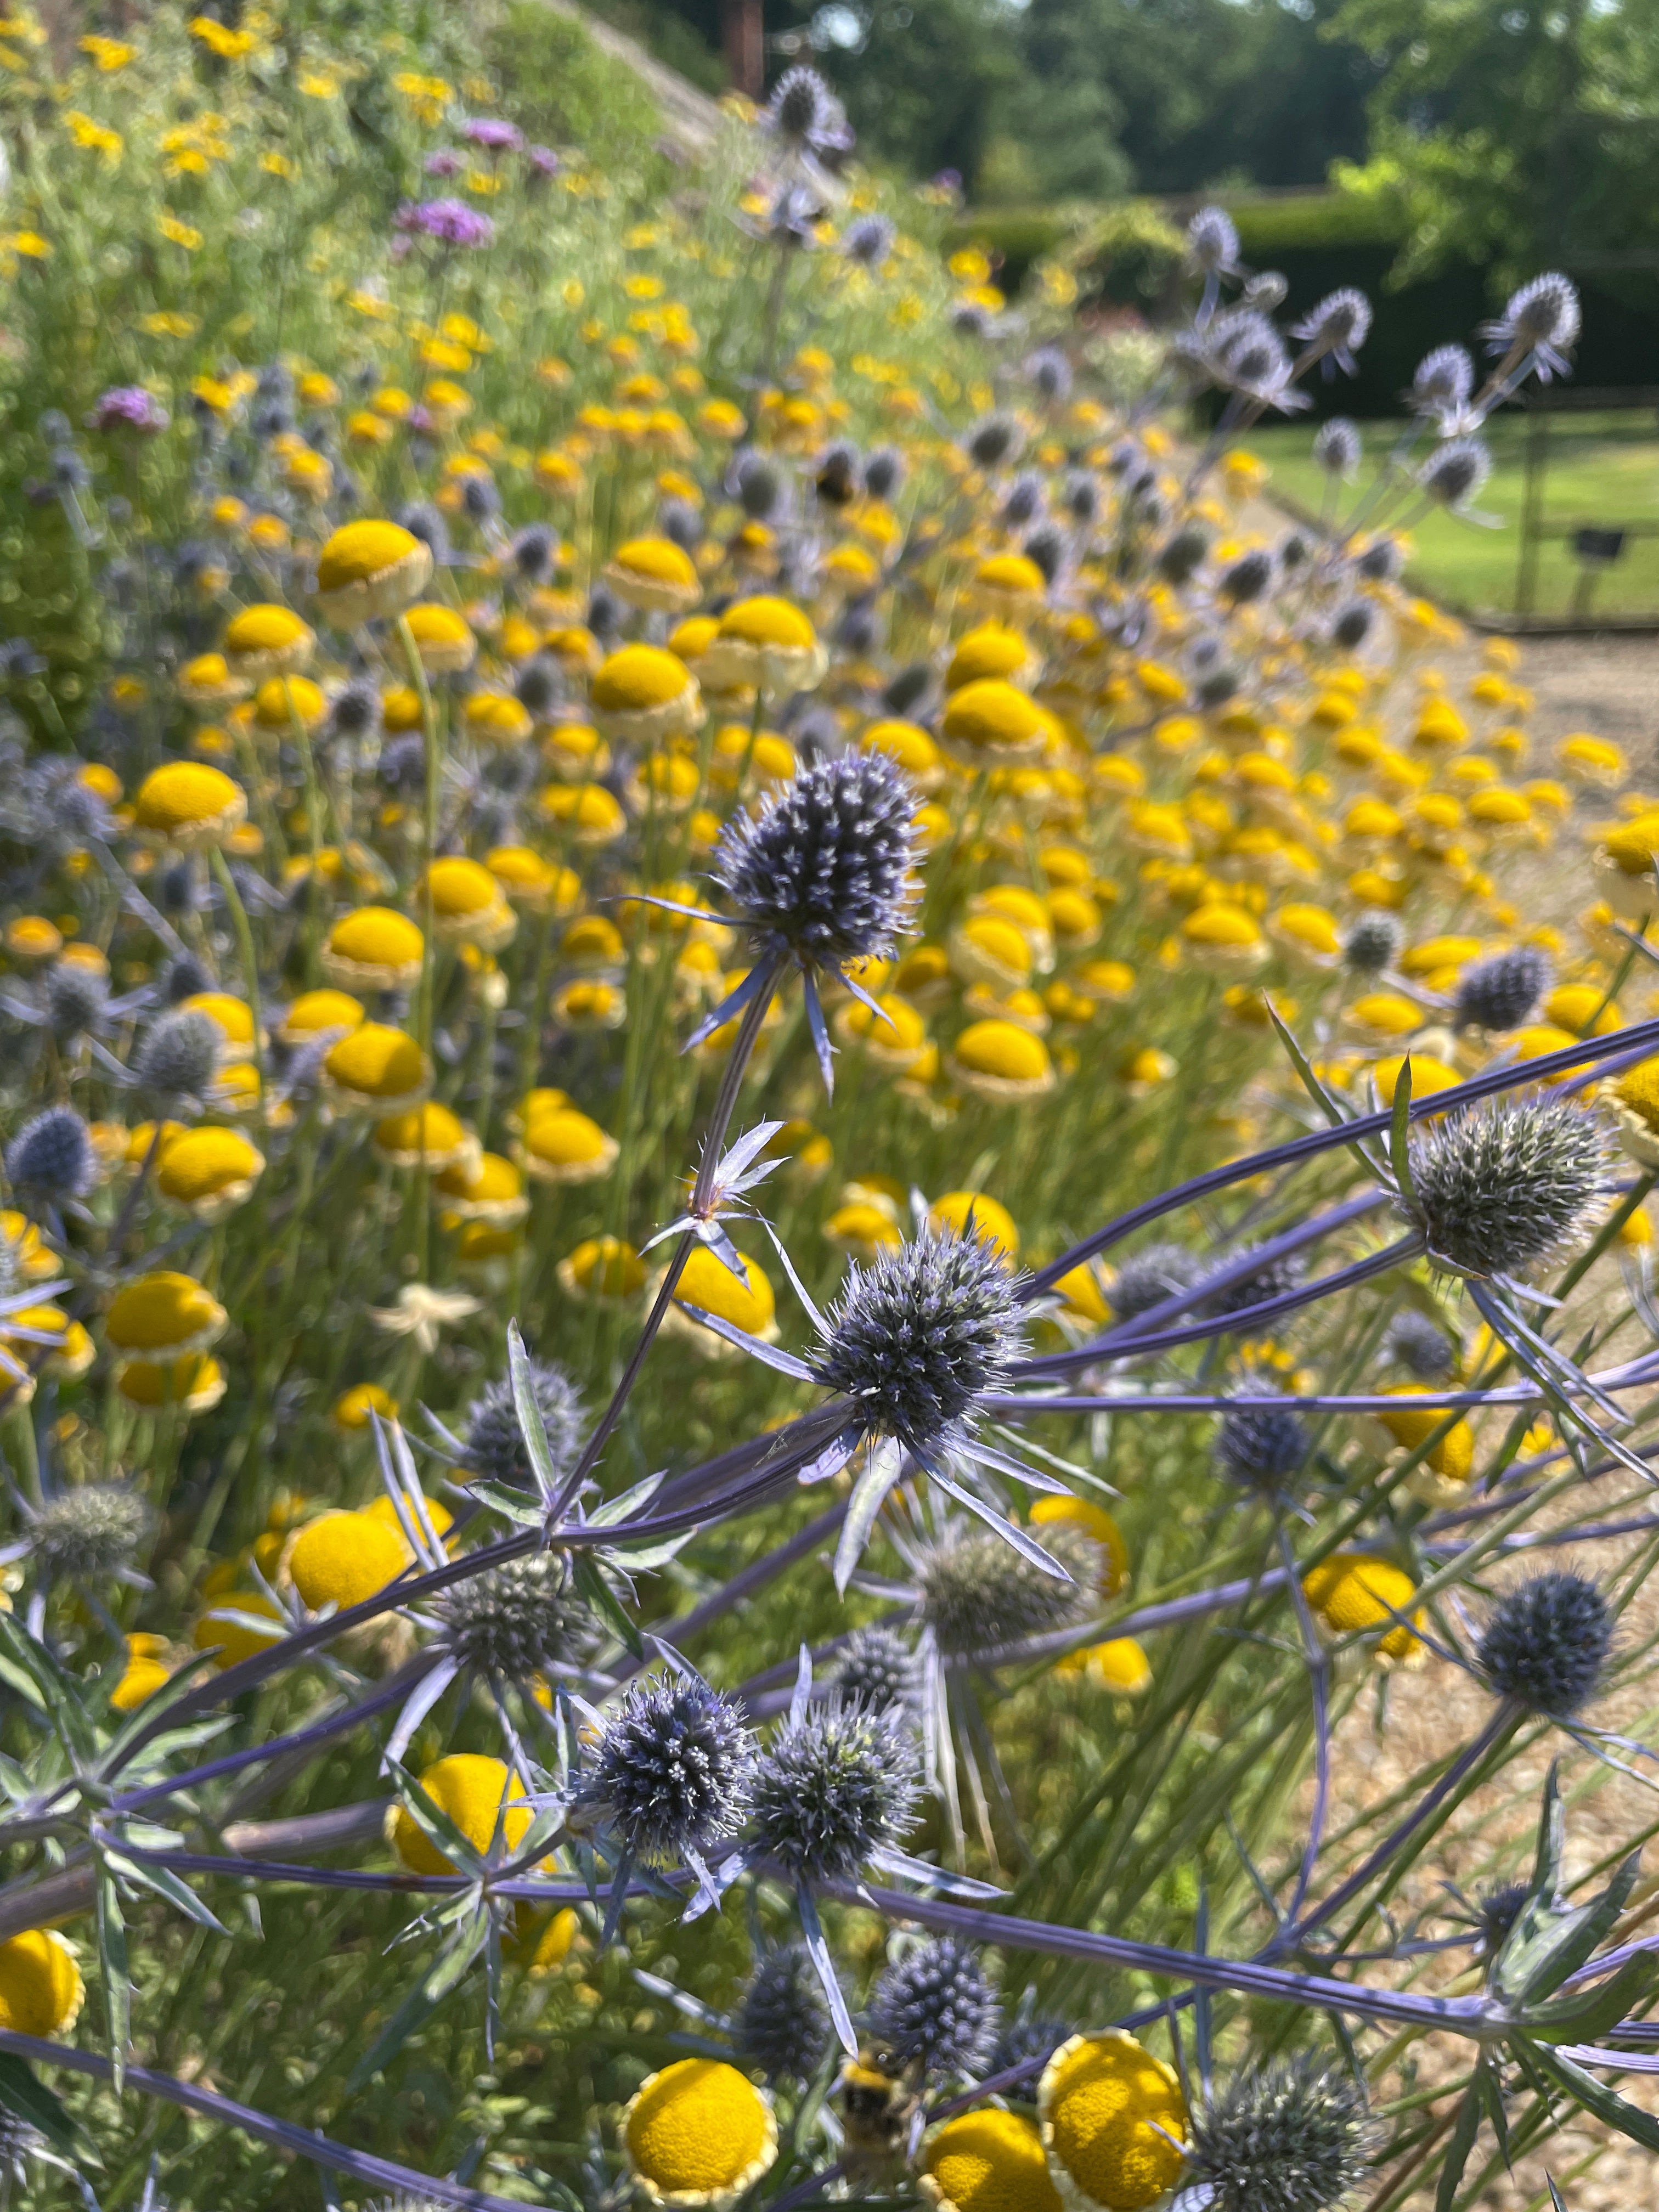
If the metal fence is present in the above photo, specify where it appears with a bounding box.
[1508,386,1659,633]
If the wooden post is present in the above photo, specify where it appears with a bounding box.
[722,0,765,98]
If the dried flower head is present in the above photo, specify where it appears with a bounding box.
[30,1482,150,1584]
[917,1520,1099,1658]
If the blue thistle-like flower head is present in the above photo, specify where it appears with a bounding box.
[1404,1101,1613,1278]
[132,1007,220,1103]
[810,1228,1024,1452]
[1384,1310,1455,1382]
[1187,205,1240,275]
[1025,345,1072,403]
[44,962,110,1043]
[916,1520,1099,1657]
[1343,916,1402,981]
[31,1482,150,1584]
[1108,1242,1204,1324]
[1419,437,1491,512]
[833,1625,917,1710]
[1485,273,1580,378]
[1477,1570,1612,1715]
[1329,598,1375,652]
[1291,287,1372,372]
[712,752,918,975]
[843,214,895,268]
[869,1938,998,2079]
[1453,945,1550,1033]
[1204,1242,1307,1320]
[965,413,1024,472]
[1216,1403,1308,1493]
[584,1676,755,1863]
[748,1696,921,1880]
[5,1105,95,1199]
[1313,418,1362,479]
[462,1358,583,1492]
[1186,2057,1373,2212]
[1476,1878,1531,1953]
[1219,548,1276,606]
[989,2011,1071,2082]
[736,1946,834,2081]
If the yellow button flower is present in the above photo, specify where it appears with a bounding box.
[374,1102,476,1172]
[487,847,580,915]
[540,780,629,845]
[1368,1388,1475,1494]
[1613,1057,1659,1167]
[1302,1551,1424,1665]
[322,906,426,991]
[557,1235,647,1304]
[463,690,535,748]
[425,855,517,949]
[1372,1053,1460,1107]
[391,1753,531,1876]
[1065,1637,1153,1695]
[116,1352,227,1415]
[133,760,247,849]
[941,679,1047,770]
[251,673,328,735]
[275,988,365,1047]
[832,991,929,1071]
[947,624,1032,694]
[700,596,827,697]
[222,602,315,676]
[606,535,702,612]
[178,651,250,707]
[1269,902,1341,967]
[623,2059,777,2210]
[922,2108,1061,2212]
[591,643,703,740]
[179,990,259,1059]
[973,552,1048,616]
[333,1381,399,1431]
[517,1107,619,1184]
[155,1126,265,1220]
[930,1190,1019,1263]
[0,1929,84,2038]
[106,1271,227,1358]
[435,1149,528,1226]
[1181,901,1265,973]
[1343,992,1423,1045]
[287,1509,409,1612]
[111,1635,175,1712]
[323,1022,432,1115]
[950,1019,1056,1102]
[194,1590,285,1669]
[667,1245,778,1354]
[399,602,477,674]
[1557,732,1623,788]
[1039,2032,1186,2212]
[314,518,433,625]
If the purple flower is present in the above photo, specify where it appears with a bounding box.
[463,116,523,153]
[404,405,437,440]
[528,144,560,179]
[394,197,495,249]
[89,386,170,436]
[423,148,465,178]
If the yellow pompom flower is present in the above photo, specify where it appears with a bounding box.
[1367,1388,1475,1497]
[116,1352,227,1415]
[516,1107,620,1184]
[1039,2033,1187,2212]
[946,624,1032,694]
[222,602,315,677]
[402,602,478,674]
[155,1126,265,1221]
[949,1019,1056,1103]
[323,907,426,992]
[178,652,250,707]
[105,1272,227,1359]
[665,1246,778,1355]
[0,1929,84,2038]
[435,1150,528,1227]
[1269,902,1341,968]
[463,691,535,748]
[111,1634,174,1712]
[1557,732,1624,788]
[930,1190,1019,1263]
[323,1023,432,1116]
[425,855,517,950]
[558,1235,648,1303]
[333,1381,399,1432]
[1613,1057,1659,1167]
[623,2059,778,2210]
[251,674,328,736]
[591,644,703,741]
[391,1753,530,1876]
[287,1509,409,1612]
[374,1102,477,1173]
[1372,1053,1460,1107]
[1181,902,1266,974]
[194,1591,285,1669]
[133,760,247,850]
[941,679,1047,770]
[1063,1637,1153,1695]
[606,535,702,612]
[922,2108,1061,2212]
[314,518,433,626]
[1343,992,1423,1046]
[275,988,365,1048]
[973,552,1048,618]
[1302,1552,1425,1666]
[699,596,827,696]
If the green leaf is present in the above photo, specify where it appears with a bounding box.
[1522,1953,1658,2044]
[1517,2036,1659,2154]
[99,1847,232,1938]
[1264,997,1384,1175]
[1434,2072,1487,2212]
[95,1864,129,2093]
[573,1553,642,1658]
[1499,1846,1641,2007]
[1388,1049,1415,1205]
[467,1480,546,1528]
[507,1318,561,1510]
[1547,2177,1570,2211]
[0,2051,100,2166]
[345,1906,489,2092]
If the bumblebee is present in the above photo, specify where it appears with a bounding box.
[837,2048,924,2185]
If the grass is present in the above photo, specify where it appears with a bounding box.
[1245,409,1659,623]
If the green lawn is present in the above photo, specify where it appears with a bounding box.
[1243,410,1659,623]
